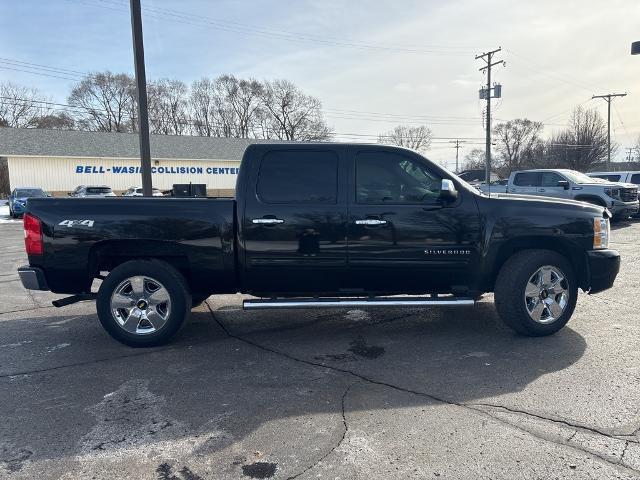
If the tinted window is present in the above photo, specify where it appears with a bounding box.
[629,174,640,185]
[355,152,442,204]
[86,187,112,194]
[540,172,565,187]
[257,150,338,204]
[15,189,45,197]
[514,172,542,186]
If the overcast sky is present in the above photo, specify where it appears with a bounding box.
[1,0,638,168]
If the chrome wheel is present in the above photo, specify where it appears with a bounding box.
[524,265,569,324]
[110,276,171,335]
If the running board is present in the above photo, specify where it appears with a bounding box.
[243,296,475,310]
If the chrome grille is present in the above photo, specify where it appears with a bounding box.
[620,188,638,202]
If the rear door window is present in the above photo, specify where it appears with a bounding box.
[513,172,542,186]
[257,150,338,204]
[629,174,640,185]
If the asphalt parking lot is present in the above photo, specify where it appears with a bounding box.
[1,213,639,480]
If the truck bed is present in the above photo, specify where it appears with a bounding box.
[26,197,236,294]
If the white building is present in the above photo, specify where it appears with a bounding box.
[0,128,272,196]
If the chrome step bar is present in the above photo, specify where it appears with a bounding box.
[243,296,475,310]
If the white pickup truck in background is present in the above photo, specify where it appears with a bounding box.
[506,169,639,220]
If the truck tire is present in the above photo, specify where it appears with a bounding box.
[96,259,191,347]
[494,249,578,336]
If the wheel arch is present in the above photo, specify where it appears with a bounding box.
[485,237,588,292]
[89,240,192,289]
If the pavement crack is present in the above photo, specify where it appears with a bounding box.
[206,302,640,477]
[467,402,631,439]
[285,382,355,480]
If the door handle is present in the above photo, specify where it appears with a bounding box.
[538,188,546,192]
[252,218,284,225]
[355,219,387,225]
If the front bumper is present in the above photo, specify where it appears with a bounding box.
[11,202,26,214]
[609,200,639,218]
[18,266,49,291]
[586,249,620,294]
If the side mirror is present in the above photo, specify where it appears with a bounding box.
[557,180,570,190]
[440,179,458,202]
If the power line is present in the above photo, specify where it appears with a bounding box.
[68,0,479,56]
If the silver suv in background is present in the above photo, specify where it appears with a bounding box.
[69,185,116,198]
[588,171,640,187]
[507,169,639,219]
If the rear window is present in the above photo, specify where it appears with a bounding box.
[15,189,45,197]
[257,150,338,204]
[513,172,541,186]
[86,187,112,194]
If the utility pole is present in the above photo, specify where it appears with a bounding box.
[592,93,627,170]
[626,147,634,162]
[449,140,466,172]
[129,0,153,197]
[476,47,504,188]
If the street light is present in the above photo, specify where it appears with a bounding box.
[632,41,640,55]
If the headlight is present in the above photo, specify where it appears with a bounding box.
[593,217,610,249]
[604,188,620,200]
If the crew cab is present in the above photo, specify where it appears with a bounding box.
[18,144,620,347]
[507,169,639,219]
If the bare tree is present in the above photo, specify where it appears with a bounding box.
[377,125,432,153]
[0,82,52,128]
[189,77,236,137]
[68,72,136,132]
[545,106,610,171]
[461,148,485,171]
[493,118,544,175]
[216,75,263,138]
[33,112,75,130]
[0,158,9,197]
[634,135,640,162]
[259,79,332,141]
[148,79,190,135]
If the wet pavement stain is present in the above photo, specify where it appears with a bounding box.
[241,462,278,478]
[348,336,385,359]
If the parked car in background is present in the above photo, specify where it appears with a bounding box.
[479,179,508,194]
[588,171,640,187]
[458,169,501,185]
[69,185,116,198]
[507,169,639,220]
[8,187,49,218]
[122,186,164,197]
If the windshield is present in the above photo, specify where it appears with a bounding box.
[562,170,607,184]
[15,189,45,197]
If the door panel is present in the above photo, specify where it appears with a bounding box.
[346,149,482,293]
[537,172,570,199]
[242,149,348,294]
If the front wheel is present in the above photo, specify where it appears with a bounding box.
[96,259,191,347]
[494,249,578,336]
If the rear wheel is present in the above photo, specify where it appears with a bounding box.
[96,259,191,347]
[494,249,577,336]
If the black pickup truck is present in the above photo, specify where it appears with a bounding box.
[19,143,620,346]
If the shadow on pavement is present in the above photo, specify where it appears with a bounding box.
[0,301,587,471]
